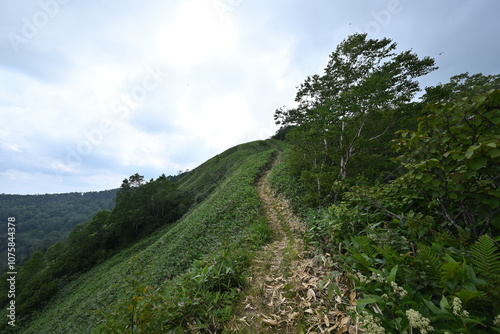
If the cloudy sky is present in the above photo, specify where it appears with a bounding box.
[1,0,499,195]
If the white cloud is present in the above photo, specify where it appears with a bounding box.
[156,0,238,69]
[1,0,499,194]
[197,95,255,150]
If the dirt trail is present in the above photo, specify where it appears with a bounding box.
[227,150,306,332]
[226,149,357,334]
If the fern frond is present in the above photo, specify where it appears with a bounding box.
[418,244,443,282]
[374,244,397,262]
[471,234,500,277]
[352,236,379,258]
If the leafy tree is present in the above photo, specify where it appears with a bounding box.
[393,89,500,238]
[109,173,194,243]
[275,33,436,204]
[129,173,145,187]
[422,72,500,104]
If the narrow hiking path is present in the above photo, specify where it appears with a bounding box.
[226,149,305,332]
[226,149,358,333]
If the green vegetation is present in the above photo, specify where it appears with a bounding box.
[2,140,275,333]
[267,141,307,215]
[0,189,117,268]
[0,174,191,324]
[272,33,500,333]
[422,72,500,104]
[3,33,499,333]
[274,33,437,206]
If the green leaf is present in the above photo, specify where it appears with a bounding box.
[389,265,399,282]
[352,253,371,268]
[452,152,465,161]
[439,295,450,311]
[419,244,442,282]
[327,282,335,300]
[490,116,500,125]
[423,298,447,315]
[202,265,209,276]
[469,157,487,170]
[422,174,433,183]
[357,298,378,307]
[427,158,440,167]
[465,145,480,159]
[489,190,500,198]
[461,317,485,326]
[471,234,500,276]
[489,148,500,158]
[455,289,486,305]
[484,198,500,209]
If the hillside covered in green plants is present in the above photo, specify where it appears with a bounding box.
[1,139,277,332]
[2,33,499,333]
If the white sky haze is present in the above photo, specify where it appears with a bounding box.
[1,0,499,194]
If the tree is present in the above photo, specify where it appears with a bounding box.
[393,89,500,238]
[129,173,145,187]
[112,173,192,241]
[422,72,500,104]
[275,33,437,204]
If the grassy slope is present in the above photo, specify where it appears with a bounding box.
[17,140,275,333]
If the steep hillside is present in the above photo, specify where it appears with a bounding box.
[8,140,276,333]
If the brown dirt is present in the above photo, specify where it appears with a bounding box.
[226,150,358,334]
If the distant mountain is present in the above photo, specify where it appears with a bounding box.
[0,189,118,269]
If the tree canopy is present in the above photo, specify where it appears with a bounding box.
[422,72,500,104]
[274,33,437,205]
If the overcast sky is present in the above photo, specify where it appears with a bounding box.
[1,0,499,195]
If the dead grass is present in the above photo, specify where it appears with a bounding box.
[226,151,360,334]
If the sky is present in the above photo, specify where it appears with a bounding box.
[1,0,499,195]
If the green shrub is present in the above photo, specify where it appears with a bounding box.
[393,90,500,238]
[95,243,255,333]
[303,91,500,333]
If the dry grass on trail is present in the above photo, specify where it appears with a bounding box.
[226,150,305,333]
[226,151,360,334]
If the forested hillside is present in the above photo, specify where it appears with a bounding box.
[1,140,276,333]
[0,189,117,268]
